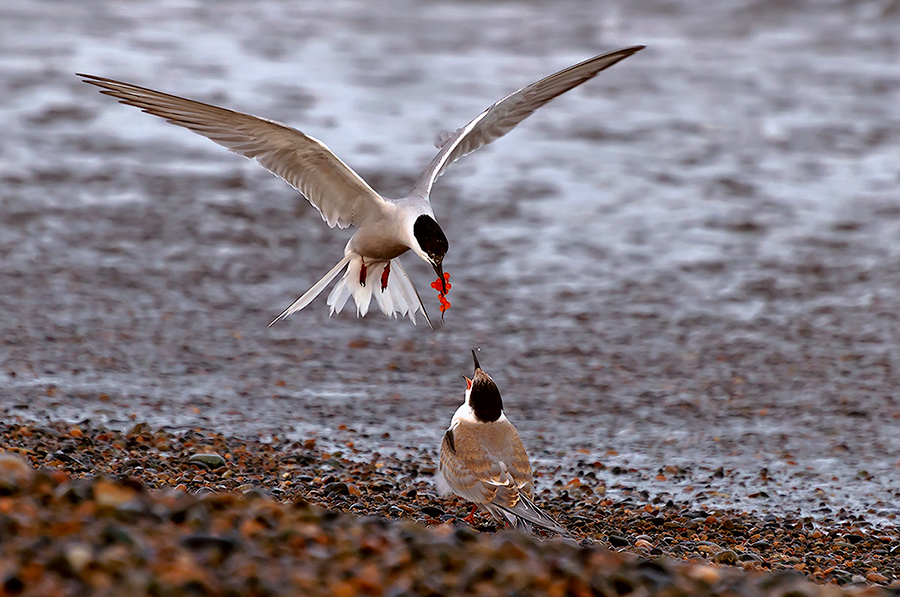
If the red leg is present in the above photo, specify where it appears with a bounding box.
[463,505,478,525]
[380,261,391,292]
[359,260,367,287]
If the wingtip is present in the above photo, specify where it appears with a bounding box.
[598,45,645,63]
[612,45,646,60]
[268,305,297,327]
[76,73,104,84]
[268,310,290,327]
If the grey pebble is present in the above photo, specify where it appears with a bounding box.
[608,535,630,547]
[188,453,226,469]
[323,482,350,496]
[712,550,738,565]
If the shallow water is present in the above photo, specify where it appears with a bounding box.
[2,0,900,524]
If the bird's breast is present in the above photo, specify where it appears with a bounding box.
[348,227,410,261]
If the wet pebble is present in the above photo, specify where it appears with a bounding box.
[188,453,226,469]
[421,505,444,518]
[323,481,350,496]
[634,538,653,550]
[713,550,738,565]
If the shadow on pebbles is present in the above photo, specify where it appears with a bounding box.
[0,420,897,596]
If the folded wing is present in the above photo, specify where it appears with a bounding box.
[496,492,571,537]
[78,74,387,229]
[412,45,645,198]
[438,421,533,507]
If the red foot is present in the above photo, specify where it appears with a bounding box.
[359,260,367,287]
[463,505,478,525]
[380,261,390,292]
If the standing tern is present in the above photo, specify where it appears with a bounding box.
[437,351,570,537]
[78,45,643,327]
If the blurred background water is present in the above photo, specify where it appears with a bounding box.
[1,0,900,523]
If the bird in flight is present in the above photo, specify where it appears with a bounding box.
[78,45,643,327]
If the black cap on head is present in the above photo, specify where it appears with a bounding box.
[467,350,502,422]
[415,214,449,293]
[413,215,448,264]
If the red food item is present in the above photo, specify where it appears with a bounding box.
[430,272,451,293]
[431,272,451,315]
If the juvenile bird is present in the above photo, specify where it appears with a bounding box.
[437,351,570,537]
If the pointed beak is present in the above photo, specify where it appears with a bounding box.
[433,262,447,294]
[471,349,481,372]
[464,376,472,390]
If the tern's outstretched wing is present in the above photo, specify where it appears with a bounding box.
[78,74,387,229]
[411,45,644,198]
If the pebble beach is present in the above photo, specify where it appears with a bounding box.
[0,421,898,595]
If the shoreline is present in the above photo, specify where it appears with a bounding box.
[1,419,896,594]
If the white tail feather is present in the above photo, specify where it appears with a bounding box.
[393,260,433,328]
[327,277,353,314]
[373,274,396,316]
[269,254,353,326]
[337,258,374,317]
[270,253,432,326]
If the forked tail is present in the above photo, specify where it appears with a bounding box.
[269,254,432,327]
[497,493,571,538]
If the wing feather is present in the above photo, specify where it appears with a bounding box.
[78,74,387,229]
[497,493,571,537]
[438,419,533,507]
[412,45,644,198]
[438,423,500,504]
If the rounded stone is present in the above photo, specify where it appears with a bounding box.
[188,454,227,469]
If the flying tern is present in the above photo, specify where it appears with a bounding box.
[78,45,643,327]
[436,351,570,537]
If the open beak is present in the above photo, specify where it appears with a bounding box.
[464,376,472,390]
[433,262,447,294]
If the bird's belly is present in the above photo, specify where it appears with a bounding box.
[350,231,409,261]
